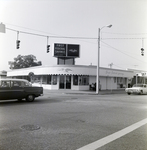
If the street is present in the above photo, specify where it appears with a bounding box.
[0,90,147,150]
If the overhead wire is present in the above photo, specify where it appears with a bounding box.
[5,26,147,66]
[102,32,147,35]
[6,27,97,40]
[101,41,147,64]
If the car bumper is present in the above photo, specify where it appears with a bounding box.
[126,90,140,94]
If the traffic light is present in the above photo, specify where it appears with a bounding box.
[47,45,50,53]
[16,40,20,49]
[141,48,144,56]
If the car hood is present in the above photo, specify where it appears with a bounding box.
[125,87,141,90]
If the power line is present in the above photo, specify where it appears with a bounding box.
[102,37,147,40]
[5,26,147,62]
[6,28,97,40]
[4,22,58,36]
[101,41,147,64]
[6,27,147,40]
[102,32,147,35]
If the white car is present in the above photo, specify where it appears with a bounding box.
[125,84,147,95]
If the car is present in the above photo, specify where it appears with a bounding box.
[0,78,43,102]
[125,84,147,95]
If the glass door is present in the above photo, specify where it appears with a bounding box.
[59,75,65,89]
[59,75,71,89]
[66,75,71,89]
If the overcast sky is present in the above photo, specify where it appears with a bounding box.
[0,0,147,71]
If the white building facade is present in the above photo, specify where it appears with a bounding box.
[7,65,134,91]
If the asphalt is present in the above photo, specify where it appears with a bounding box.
[44,88,126,95]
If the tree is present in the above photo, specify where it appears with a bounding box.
[9,55,42,69]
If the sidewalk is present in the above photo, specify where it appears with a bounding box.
[44,89,126,95]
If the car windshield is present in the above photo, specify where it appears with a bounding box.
[23,81,32,87]
[133,84,144,87]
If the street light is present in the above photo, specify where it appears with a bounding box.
[96,24,112,94]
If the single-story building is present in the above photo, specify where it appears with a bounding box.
[7,65,134,90]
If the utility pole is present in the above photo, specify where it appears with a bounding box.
[0,23,5,33]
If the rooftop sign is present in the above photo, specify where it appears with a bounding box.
[54,43,66,57]
[53,43,80,58]
[67,44,80,57]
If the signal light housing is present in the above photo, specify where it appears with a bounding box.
[16,40,20,49]
[141,48,144,56]
[47,45,50,53]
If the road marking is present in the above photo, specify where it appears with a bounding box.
[77,118,147,150]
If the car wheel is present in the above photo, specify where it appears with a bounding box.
[26,94,35,102]
[140,90,143,95]
[127,93,131,95]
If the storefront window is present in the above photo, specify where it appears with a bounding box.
[34,75,41,83]
[79,75,89,85]
[47,75,51,84]
[73,75,78,85]
[42,75,47,84]
[52,75,57,85]
[114,77,116,83]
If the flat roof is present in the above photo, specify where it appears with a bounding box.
[7,65,134,78]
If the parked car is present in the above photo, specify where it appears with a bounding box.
[125,84,147,95]
[0,78,43,102]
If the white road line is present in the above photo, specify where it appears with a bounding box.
[77,118,147,150]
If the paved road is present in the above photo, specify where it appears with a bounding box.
[0,90,147,150]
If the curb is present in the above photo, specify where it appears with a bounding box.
[44,89,125,95]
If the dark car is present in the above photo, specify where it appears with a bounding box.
[0,78,43,102]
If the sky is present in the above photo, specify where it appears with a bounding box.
[0,0,147,71]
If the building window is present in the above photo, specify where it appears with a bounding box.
[58,58,65,65]
[52,75,57,85]
[73,75,78,85]
[47,75,51,84]
[42,75,47,84]
[34,75,41,83]
[58,57,75,65]
[65,58,74,65]
[114,77,116,83]
[79,75,89,85]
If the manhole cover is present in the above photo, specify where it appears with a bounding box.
[21,124,40,131]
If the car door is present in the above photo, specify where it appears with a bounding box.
[143,85,147,94]
[0,80,11,100]
[10,81,25,99]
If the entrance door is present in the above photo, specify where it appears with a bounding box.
[59,75,65,89]
[66,75,71,89]
[59,75,71,89]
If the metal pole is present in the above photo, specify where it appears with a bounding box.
[96,28,100,94]
[136,74,138,85]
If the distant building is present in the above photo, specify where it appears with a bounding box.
[0,71,7,79]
